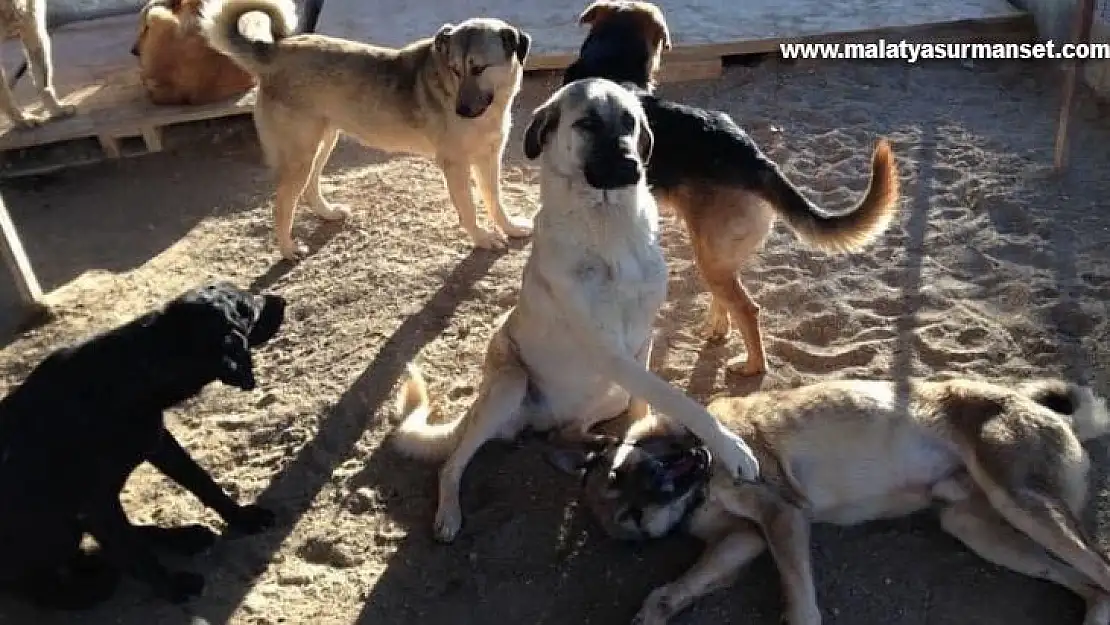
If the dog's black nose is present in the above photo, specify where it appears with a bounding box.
[584,155,642,190]
[130,44,139,57]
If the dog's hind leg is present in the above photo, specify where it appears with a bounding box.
[433,363,529,543]
[0,55,40,128]
[304,128,350,221]
[80,497,204,603]
[939,494,1110,624]
[256,106,329,260]
[20,9,76,120]
[472,147,532,239]
[633,524,767,625]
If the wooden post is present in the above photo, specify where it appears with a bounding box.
[1054,0,1097,171]
[0,191,44,310]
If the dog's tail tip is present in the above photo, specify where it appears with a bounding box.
[1024,380,1110,441]
[1069,385,1110,442]
[389,363,461,462]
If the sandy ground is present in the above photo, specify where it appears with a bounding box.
[2,56,1110,625]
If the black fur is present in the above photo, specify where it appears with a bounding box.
[0,282,286,609]
[561,21,778,194]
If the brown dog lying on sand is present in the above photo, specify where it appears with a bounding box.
[553,377,1110,624]
[132,0,255,105]
[563,0,901,377]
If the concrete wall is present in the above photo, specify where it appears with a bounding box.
[1013,0,1110,97]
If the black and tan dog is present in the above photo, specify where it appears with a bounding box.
[201,0,535,260]
[0,282,284,609]
[563,0,901,376]
[553,377,1110,625]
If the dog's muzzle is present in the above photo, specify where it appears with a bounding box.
[456,92,494,119]
[584,153,642,190]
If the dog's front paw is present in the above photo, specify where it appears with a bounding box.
[11,113,45,129]
[712,429,760,483]
[632,586,679,625]
[226,504,276,535]
[310,201,351,221]
[501,215,533,239]
[470,227,508,251]
[278,239,309,261]
[725,355,766,377]
[165,571,205,603]
[700,300,731,341]
[52,104,77,118]
[433,505,463,544]
[158,525,219,555]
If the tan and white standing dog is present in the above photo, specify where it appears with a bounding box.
[0,0,76,128]
[556,377,1110,625]
[392,78,761,544]
[201,0,535,260]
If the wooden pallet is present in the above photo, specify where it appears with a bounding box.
[315,0,1034,79]
[0,14,255,178]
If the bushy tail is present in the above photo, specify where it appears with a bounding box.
[758,139,900,253]
[199,0,297,75]
[391,364,465,461]
[1020,379,1110,442]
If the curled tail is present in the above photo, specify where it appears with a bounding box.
[391,364,465,461]
[1019,379,1110,442]
[758,139,900,253]
[199,0,297,75]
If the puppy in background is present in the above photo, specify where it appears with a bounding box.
[0,0,76,128]
[564,0,900,377]
[131,0,256,106]
[392,78,761,544]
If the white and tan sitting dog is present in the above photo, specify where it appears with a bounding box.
[553,376,1110,625]
[392,78,761,544]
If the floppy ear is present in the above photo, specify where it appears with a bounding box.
[646,6,672,50]
[637,112,654,164]
[248,294,286,347]
[217,330,257,391]
[433,23,454,55]
[523,98,560,160]
[501,27,532,65]
[578,0,617,26]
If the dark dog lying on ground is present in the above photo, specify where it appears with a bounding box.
[0,282,285,609]
[563,0,901,377]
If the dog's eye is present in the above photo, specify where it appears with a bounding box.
[574,117,602,132]
[470,65,487,76]
[619,111,636,133]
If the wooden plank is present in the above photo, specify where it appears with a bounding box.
[0,191,43,309]
[657,56,722,83]
[316,0,1029,71]
[1055,0,1097,172]
[0,13,255,156]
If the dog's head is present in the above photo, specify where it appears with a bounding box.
[548,434,711,541]
[563,0,671,89]
[131,0,190,57]
[523,78,653,190]
[433,18,532,119]
[157,281,286,391]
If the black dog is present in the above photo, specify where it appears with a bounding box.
[560,1,899,377]
[0,282,286,609]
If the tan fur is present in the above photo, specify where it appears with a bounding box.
[0,0,76,128]
[573,2,900,376]
[199,0,535,260]
[391,79,761,545]
[577,0,671,87]
[132,0,255,106]
[596,377,1110,625]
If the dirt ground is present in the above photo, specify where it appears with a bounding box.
[2,57,1110,625]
